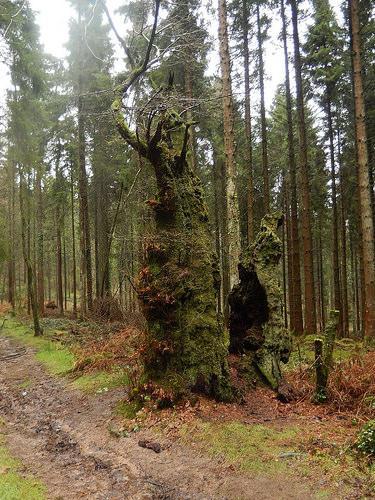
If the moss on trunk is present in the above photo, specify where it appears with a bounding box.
[229,212,291,390]
[115,104,231,402]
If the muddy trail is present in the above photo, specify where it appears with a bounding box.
[0,334,318,500]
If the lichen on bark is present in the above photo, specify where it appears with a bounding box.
[229,211,291,389]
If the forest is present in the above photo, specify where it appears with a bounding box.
[0,0,374,498]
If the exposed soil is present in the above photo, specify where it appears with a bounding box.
[0,334,352,499]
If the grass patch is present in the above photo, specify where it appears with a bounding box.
[17,379,32,390]
[0,433,45,499]
[184,421,298,474]
[71,369,130,394]
[35,347,74,375]
[183,419,374,497]
[2,319,74,375]
[1,318,130,393]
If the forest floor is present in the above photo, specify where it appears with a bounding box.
[0,313,373,499]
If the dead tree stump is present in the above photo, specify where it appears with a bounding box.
[229,212,291,390]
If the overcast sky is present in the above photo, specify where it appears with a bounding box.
[0,0,343,112]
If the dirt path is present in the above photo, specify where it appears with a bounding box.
[0,334,317,499]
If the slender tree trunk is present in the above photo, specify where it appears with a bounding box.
[70,167,77,316]
[19,171,42,336]
[290,0,316,333]
[184,64,197,172]
[337,129,349,337]
[256,3,270,214]
[7,161,16,310]
[56,208,64,315]
[77,4,93,315]
[220,156,231,322]
[63,229,67,311]
[282,192,288,329]
[218,0,241,288]
[36,165,44,315]
[213,151,224,315]
[281,0,303,334]
[242,0,254,243]
[349,0,375,339]
[326,98,342,336]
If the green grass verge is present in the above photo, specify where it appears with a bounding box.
[2,319,74,375]
[184,421,298,474]
[71,369,130,394]
[1,318,129,393]
[0,432,45,499]
[183,419,374,497]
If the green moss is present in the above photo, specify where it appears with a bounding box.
[0,435,45,499]
[115,400,143,419]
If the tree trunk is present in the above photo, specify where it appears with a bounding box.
[77,4,93,315]
[36,164,44,315]
[242,0,254,243]
[326,98,342,336]
[7,161,16,310]
[290,0,316,334]
[314,310,339,402]
[228,212,291,390]
[256,3,270,214]
[112,92,232,400]
[56,208,64,315]
[19,171,42,336]
[212,151,224,315]
[281,0,303,335]
[337,129,349,337]
[349,0,375,339]
[218,0,241,289]
[70,166,77,316]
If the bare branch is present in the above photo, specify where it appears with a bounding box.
[99,0,135,69]
[84,0,105,62]
[3,0,26,37]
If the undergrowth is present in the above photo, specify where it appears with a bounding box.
[286,334,375,417]
[72,326,144,392]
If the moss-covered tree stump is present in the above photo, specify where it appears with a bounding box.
[228,212,291,390]
[115,106,232,402]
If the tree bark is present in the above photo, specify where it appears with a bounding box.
[326,98,342,336]
[7,160,16,310]
[281,0,303,335]
[242,0,254,243]
[77,3,93,315]
[290,0,316,333]
[70,166,77,316]
[218,0,241,289]
[19,171,42,336]
[36,164,44,315]
[256,3,270,214]
[349,0,375,339]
